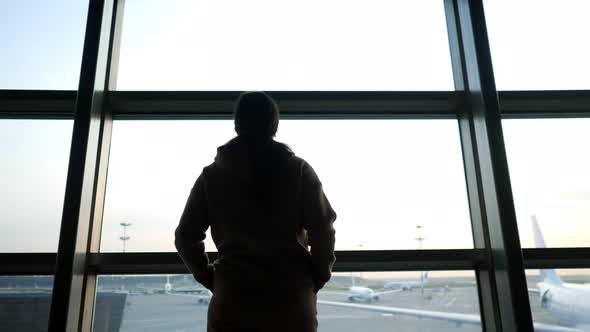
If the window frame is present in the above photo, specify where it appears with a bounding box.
[1,0,590,331]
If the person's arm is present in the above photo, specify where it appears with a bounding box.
[175,172,214,290]
[302,161,337,293]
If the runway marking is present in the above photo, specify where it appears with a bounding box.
[445,297,457,307]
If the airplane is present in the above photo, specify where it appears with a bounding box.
[527,215,590,330]
[346,285,402,303]
[318,216,590,332]
[327,273,402,303]
[384,271,429,291]
[138,275,212,304]
[164,275,174,293]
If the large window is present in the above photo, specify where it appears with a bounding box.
[0,1,88,90]
[115,0,454,91]
[503,118,590,248]
[3,1,590,331]
[93,271,480,331]
[0,120,73,252]
[100,119,472,252]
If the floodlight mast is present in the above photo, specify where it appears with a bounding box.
[119,222,132,291]
[415,224,424,250]
[416,225,425,299]
[120,222,132,253]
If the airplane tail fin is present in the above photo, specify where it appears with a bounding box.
[532,215,547,249]
[422,271,429,283]
[532,215,562,285]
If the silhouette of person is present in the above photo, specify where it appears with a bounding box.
[175,91,336,332]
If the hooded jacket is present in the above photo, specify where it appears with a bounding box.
[175,137,336,293]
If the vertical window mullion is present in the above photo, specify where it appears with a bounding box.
[48,0,117,330]
[81,111,114,331]
[444,0,533,331]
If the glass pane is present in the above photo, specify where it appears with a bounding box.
[0,1,88,89]
[0,120,73,252]
[280,120,472,250]
[503,119,590,248]
[485,0,590,90]
[100,121,233,252]
[0,276,53,331]
[116,0,454,91]
[94,271,480,331]
[100,120,472,252]
[526,269,590,330]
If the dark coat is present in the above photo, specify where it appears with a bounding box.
[175,137,336,332]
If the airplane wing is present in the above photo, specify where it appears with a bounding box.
[165,291,211,305]
[169,290,211,297]
[317,300,581,332]
[167,292,200,297]
[528,288,540,294]
[373,289,403,297]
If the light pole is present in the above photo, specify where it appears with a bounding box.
[119,222,132,291]
[415,225,424,250]
[120,222,132,253]
[415,225,425,299]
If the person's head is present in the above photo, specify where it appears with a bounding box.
[234,91,279,141]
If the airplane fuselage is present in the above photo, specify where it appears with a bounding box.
[540,282,590,327]
[348,286,379,303]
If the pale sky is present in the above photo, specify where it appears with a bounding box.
[116,0,454,90]
[484,0,590,90]
[99,119,472,252]
[1,1,590,253]
[0,0,88,90]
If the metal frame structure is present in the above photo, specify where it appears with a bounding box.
[1,0,590,330]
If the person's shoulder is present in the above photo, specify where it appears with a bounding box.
[291,155,312,168]
[293,157,321,180]
[283,153,307,169]
[202,162,215,172]
[289,154,305,164]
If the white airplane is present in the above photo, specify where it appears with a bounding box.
[140,275,212,305]
[318,216,589,332]
[164,275,173,293]
[384,271,429,291]
[527,216,590,330]
[329,274,402,303]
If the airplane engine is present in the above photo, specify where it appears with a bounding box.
[539,288,551,308]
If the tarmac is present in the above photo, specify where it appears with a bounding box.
[103,285,564,332]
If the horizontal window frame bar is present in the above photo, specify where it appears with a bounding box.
[3,248,590,275]
[2,90,590,119]
[88,250,485,274]
[523,248,590,269]
[0,253,56,275]
[500,90,590,119]
[0,90,76,119]
[106,91,463,119]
